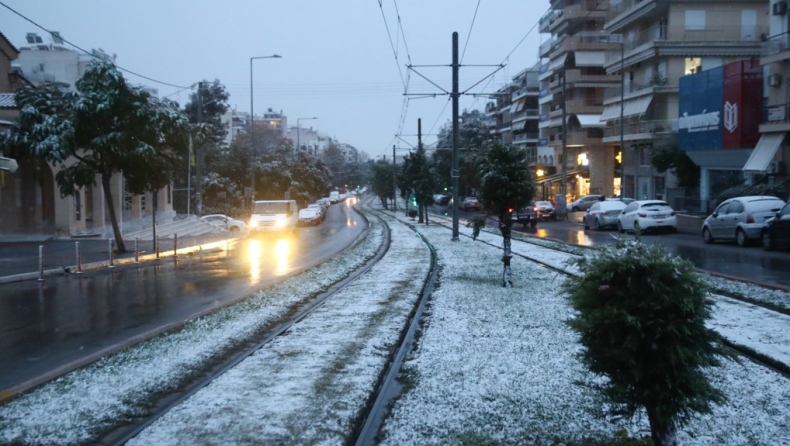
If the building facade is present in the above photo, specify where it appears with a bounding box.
[602,0,768,203]
[539,0,620,201]
[751,0,790,190]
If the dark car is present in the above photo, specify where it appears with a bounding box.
[512,204,538,229]
[435,195,451,206]
[761,202,790,251]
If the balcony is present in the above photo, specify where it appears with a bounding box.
[539,9,562,33]
[605,25,768,69]
[603,75,678,102]
[762,32,790,65]
[602,119,677,143]
[549,69,618,91]
[605,0,657,32]
[513,133,541,144]
[539,37,556,58]
[549,98,604,118]
[547,128,604,147]
[512,109,541,124]
[512,86,540,101]
[550,31,621,58]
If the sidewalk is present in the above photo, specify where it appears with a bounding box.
[0,231,243,284]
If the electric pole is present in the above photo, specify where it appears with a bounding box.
[560,69,567,202]
[392,144,397,211]
[451,31,460,241]
[195,81,204,217]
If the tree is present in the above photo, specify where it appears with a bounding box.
[1,61,189,252]
[401,144,437,224]
[253,148,332,208]
[469,141,535,287]
[562,238,732,446]
[322,143,347,187]
[434,120,492,196]
[651,145,700,189]
[370,159,395,209]
[183,80,230,144]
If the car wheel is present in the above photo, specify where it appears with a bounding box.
[530,221,537,229]
[583,218,589,230]
[702,227,714,244]
[634,221,641,234]
[230,226,240,232]
[572,206,580,212]
[762,231,775,251]
[617,221,624,234]
[736,229,749,247]
[594,219,601,231]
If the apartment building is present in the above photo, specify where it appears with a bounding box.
[510,65,542,167]
[538,0,621,201]
[602,0,768,202]
[752,0,790,185]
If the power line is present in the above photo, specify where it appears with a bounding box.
[460,0,482,64]
[0,0,190,89]
[375,0,407,90]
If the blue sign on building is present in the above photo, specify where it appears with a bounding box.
[678,66,724,151]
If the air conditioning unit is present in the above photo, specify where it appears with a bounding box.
[769,73,783,87]
[774,0,787,15]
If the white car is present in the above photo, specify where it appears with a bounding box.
[298,208,322,226]
[569,195,603,212]
[201,214,246,231]
[617,200,677,234]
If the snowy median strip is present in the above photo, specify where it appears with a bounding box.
[0,211,385,446]
[128,211,431,445]
[377,216,790,445]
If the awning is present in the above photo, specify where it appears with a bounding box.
[686,149,754,169]
[509,101,520,114]
[509,98,526,114]
[548,53,568,72]
[574,51,605,67]
[743,132,786,173]
[598,96,653,122]
[536,168,585,184]
[576,114,606,128]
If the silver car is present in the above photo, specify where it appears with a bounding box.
[569,195,603,212]
[702,196,786,246]
[583,200,627,230]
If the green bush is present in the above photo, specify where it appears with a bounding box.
[562,238,732,446]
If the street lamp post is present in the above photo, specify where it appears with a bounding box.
[296,117,318,154]
[249,54,282,211]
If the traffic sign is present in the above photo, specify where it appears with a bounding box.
[0,156,18,173]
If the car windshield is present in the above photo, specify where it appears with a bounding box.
[640,202,671,210]
[253,202,289,214]
[535,201,551,206]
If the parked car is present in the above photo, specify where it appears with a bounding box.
[534,201,555,220]
[606,197,635,205]
[462,196,480,211]
[617,200,677,234]
[569,195,603,212]
[583,200,627,230]
[761,201,790,251]
[435,194,451,206]
[298,207,322,226]
[307,203,326,221]
[701,196,785,246]
[512,204,538,229]
[201,214,246,231]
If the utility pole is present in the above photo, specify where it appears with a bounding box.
[392,144,397,211]
[619,40,625,198]
[417,117,425,224]
[195,81,204,217]
[451,31,460,241]
[560,68,567,201]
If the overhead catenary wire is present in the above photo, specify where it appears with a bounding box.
[0,0,190,89]
[460,0,481,64]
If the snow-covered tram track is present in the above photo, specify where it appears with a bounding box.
[422,214,790,379]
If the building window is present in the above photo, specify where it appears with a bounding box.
[639,146,651,166]
[685,57,702,75]
[685,10,705,31]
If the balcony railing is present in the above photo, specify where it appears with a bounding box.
[603,120,677,138]
[513,133,540,143]
[606,25,768,64]
[609,0,648,17]
[763,32,790,58]
[763,104,790,124]
[540,9,562,28]
[539,37,555,56]
[603,75,673,99]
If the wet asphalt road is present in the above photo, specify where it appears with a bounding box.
[0,202,366,393]
[431,206,790,288]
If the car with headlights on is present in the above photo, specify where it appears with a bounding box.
[583,200,627,230]
[701,196,785,246]
[201,214,246,232]
[617,200,677,234]
[533,201,555,220]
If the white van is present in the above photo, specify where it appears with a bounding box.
[328,190,341,203]
[249,200,298,233]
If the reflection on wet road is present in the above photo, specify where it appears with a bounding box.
[0,204,366,392]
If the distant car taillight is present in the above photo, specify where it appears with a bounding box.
[746,213,755,224]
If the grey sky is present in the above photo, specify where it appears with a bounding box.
[0,0,545,160]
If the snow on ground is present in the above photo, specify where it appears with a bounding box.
[1,203,789,445]
[0,216,386,446]
[379,212,790,445]
[128,212,430,445]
